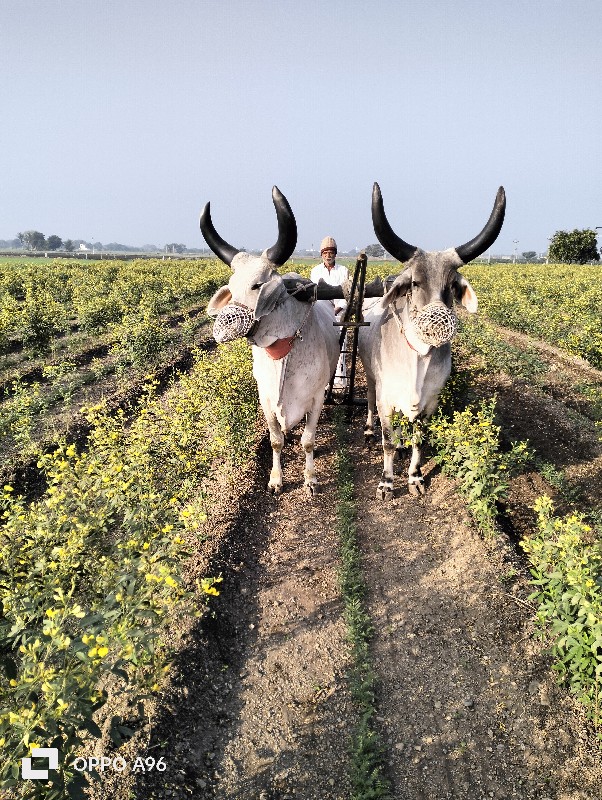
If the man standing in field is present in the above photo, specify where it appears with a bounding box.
[311,237,349,389]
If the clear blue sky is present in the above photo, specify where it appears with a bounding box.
[2,0,601,255]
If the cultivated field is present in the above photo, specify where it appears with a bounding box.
[1,257,602,799]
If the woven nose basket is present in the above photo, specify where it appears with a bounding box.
[213,304,255,343]
[411,303,457,346]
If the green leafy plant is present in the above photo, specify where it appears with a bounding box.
[0,379,43,455]
[334,411,391,800]
[522,496,602,735]
[110,311,170,369]
[20,290,67,353]
[428,399,529,535]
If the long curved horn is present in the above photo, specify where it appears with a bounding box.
[455,186,506,264]
[266,186,297,265]
[371,182,417,263]
[199,202,240,267]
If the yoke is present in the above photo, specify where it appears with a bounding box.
[283,254,386,415]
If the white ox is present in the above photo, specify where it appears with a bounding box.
[202,187,340,496]
[359,183,506,499]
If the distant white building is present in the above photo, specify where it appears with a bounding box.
[79,243,89,251]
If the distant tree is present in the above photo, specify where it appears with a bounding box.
[17,230,46,250]
[46,235,63,251]
[165,243,187,254]
[548,229,600,264]
[104,243,137,252]
[64,239,75,252]
[522,251,537,261]
[364,243,385,258]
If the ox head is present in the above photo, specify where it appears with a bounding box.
[373,182,506,346]
[201,187,297,343]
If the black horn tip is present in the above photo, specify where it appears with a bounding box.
[371,182,417,264]
[266,187,297,266]
[199,201,211,229]
[455,186,507,264]
[199,198,240,267]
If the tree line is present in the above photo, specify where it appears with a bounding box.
[3,229,601,264]
[0,231,192,254]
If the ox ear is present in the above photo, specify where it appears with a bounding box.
[454,275,478,313]
[254,276,288,320]
[381,270,412,308]
[207,285,232,318]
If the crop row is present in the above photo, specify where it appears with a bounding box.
[461,263,602,368]
[0,258,230,353]
[0,341,259,798]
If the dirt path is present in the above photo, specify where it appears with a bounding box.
[352,427,602,800]
[118,394,602,800]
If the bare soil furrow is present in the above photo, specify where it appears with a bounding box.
[349,422,602,800]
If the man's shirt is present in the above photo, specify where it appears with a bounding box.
[310,262,349,287]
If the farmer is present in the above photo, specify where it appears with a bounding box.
[311,237,349,389]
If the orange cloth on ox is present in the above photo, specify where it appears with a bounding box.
[264,335,296,360]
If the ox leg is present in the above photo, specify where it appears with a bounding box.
[377,420,396,500]
[408,418,426,496]
[265,415,285,495]
[300,402,322,497]
[364,379,377,446]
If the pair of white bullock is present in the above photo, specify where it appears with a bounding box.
[203,184,505,498]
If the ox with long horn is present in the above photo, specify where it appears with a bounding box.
[202,187,341,496]
[358,183,506,498]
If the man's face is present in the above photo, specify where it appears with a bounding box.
[321,247,336,269]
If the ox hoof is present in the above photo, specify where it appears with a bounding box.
[364,432,376,448]
[304,483,318,498]
[267,484,282,496]
[376,484,394,501]
[408,480,426,497]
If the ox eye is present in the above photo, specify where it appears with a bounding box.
[412,280,420,288]
[251,282,263,290]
